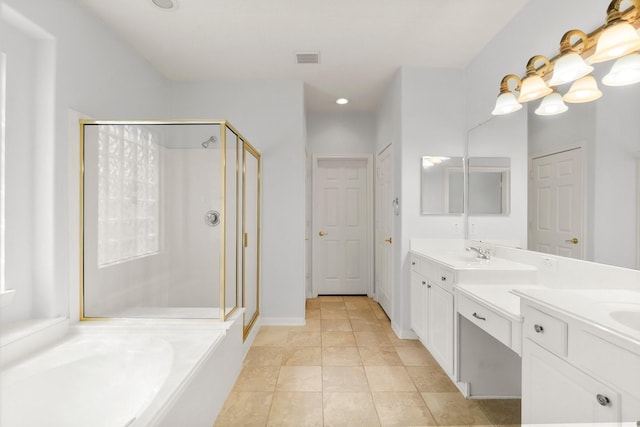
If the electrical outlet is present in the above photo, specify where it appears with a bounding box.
[541,257,556,271]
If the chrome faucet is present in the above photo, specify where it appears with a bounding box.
[466,246,491,260]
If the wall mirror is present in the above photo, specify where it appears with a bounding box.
[468,157,510,215]
[465,78,640,270]
[420,156,464,215]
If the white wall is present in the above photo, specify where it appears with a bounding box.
[0,16,36,322]
[593,77,640,268]
[165,80,307,323]
[306,111,377,155]
[467,113,527,247]
[1,0,168,324]
[376,67,466,336]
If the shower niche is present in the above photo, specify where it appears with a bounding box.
[80,120,261,335]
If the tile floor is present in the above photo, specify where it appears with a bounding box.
[215,296,521,427]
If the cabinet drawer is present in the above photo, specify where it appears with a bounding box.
[523,305,567,357]
[436,267,455,293]
[458,294,511,347]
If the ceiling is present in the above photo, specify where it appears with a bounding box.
[76,0,529,112]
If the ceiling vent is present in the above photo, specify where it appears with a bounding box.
[296,52,320,64]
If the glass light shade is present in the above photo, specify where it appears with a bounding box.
[517,75,553,103]
[563,75,603,103]
[535,92,569,116]
[422,158,434,168]
[589,21,640,64]
[491,92,523,115]
[602,52,640,86]
[549,53,594,86]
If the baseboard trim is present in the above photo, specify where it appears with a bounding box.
[260,317,306,326]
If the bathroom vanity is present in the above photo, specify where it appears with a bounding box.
[410,239,640,425]
[410,239,536,397]
[517,289,640,424]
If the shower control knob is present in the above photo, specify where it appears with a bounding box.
[205,210,221,227]
[596,394,610,406]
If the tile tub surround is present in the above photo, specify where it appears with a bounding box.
[215,296,521,426]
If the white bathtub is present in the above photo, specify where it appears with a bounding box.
[0,317,243,427]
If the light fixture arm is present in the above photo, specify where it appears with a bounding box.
[559,29,589,54]
[605,0,640,26]
[498,74,522,94]
[525,55,552,78]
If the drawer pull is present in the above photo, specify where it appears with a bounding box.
[427,284,431,288]
[596,394,610,406]
[534,324,544,333]
[472,312,486,321]
[421,281,426,285]
[412,261,416,265]
[441,276,447,281]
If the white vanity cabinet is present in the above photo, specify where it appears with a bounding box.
[521,300,640,425]
[409,254,455,376]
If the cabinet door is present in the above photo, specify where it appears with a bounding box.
[410,271,427,341]
[522,339,620,425]
[428,283,454,376]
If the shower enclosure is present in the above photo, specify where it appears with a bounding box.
[80,120,260,333]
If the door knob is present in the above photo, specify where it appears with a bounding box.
[566,237,579,244]
[385,237,392,244]
[319,231,327,237]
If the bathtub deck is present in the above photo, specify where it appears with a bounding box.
[0,314,244,427]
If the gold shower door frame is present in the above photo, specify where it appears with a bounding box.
[79,119,259,322]
[242,140,261,340]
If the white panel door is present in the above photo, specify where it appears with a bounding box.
[375,146,393,316]
[530,148,583,259]
[313,157,370,295]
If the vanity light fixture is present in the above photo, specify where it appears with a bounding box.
[590,0,640,64]
[602,52,640,85]
[422,156,450,168]
[336,98,349,105]
[491,0,640,116]
[517,56,553,103]
[491,74,523,115]
[535,91,569,116]
[549,30,594,86]
[563,75,603,102]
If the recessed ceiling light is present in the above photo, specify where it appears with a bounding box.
[336,98,349,105]
[152,0,176,9]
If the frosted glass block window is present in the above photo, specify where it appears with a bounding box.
[97,125,159,267]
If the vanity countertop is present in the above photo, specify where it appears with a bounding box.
[410,246,535,272]
[513,288,640,347]
[456,284,545,321]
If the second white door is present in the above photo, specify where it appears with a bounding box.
[529,148,583,259]
[313,157,371,295]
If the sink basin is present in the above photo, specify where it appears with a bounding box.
[444,255,489,264]
[609,309,640,331]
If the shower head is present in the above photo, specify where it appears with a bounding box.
[201,136,217,148]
